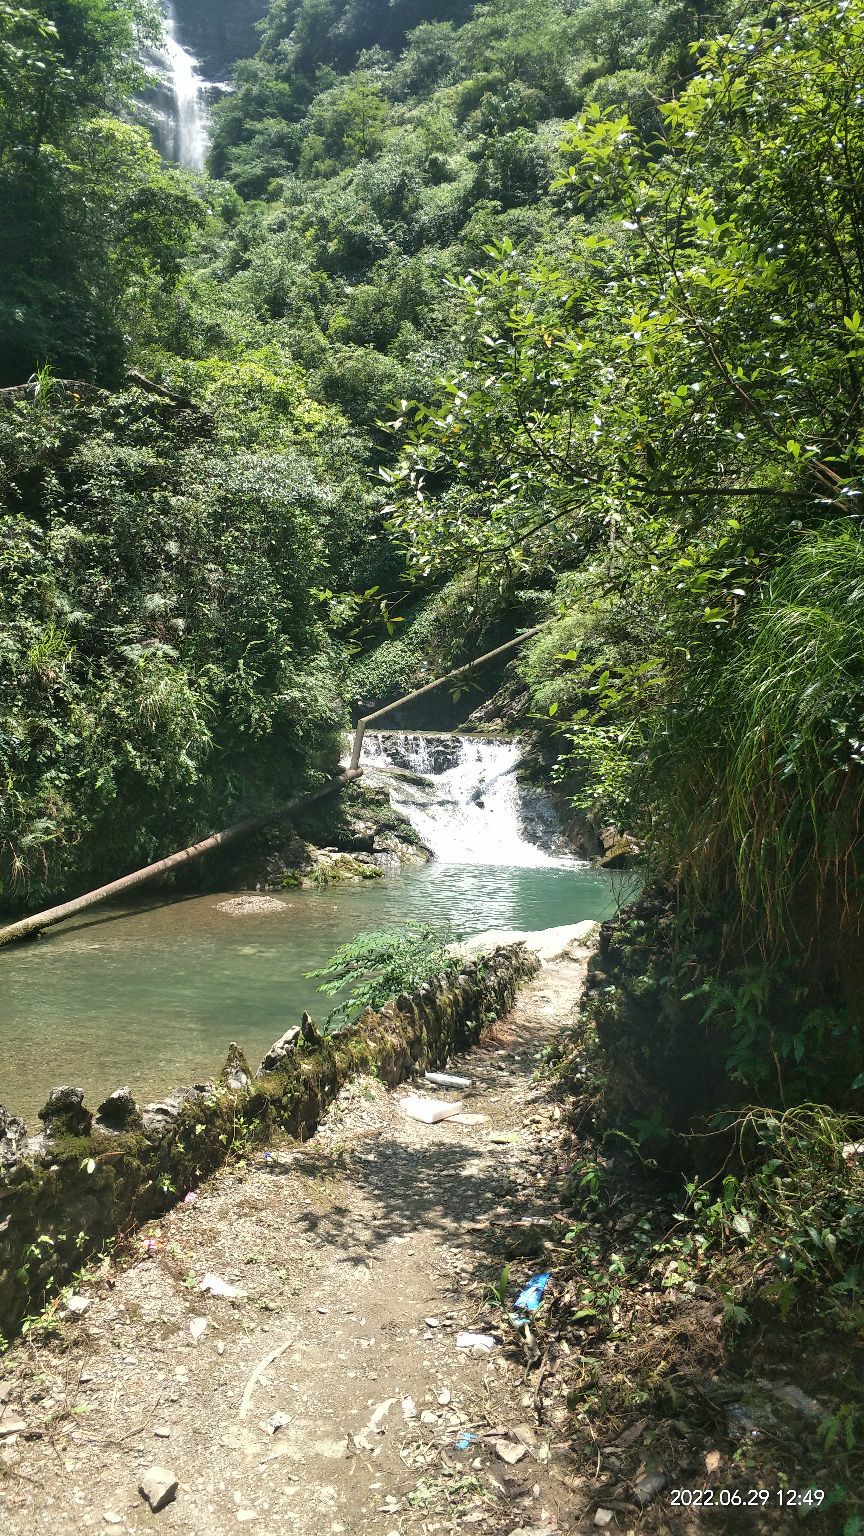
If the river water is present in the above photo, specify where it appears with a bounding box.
[0,734,630,1124]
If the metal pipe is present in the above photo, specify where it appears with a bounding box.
[349,621,549,770]
[0,769,363,948]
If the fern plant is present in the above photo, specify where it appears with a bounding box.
[305,921,455,1028]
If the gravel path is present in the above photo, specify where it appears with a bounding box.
[0,940,597,1536]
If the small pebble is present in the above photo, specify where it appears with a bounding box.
[493,1439,527,1465]
[139,1466,178,1513]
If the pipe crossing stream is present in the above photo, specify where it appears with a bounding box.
[0,730,627,1124]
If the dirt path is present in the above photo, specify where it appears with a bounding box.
[0,940,598,1536]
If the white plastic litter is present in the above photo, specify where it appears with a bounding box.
[64,1294,91,1316]
[456,1331,496,1350]
[400,1095,463,1124]
[425,1071,472,1089]
[199,1272,242,1299]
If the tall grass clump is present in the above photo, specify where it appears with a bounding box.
[651,526,864,968]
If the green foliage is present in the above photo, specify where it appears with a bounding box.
[385,0,864,1027]
[677,1106,864,1322]
[0,0,195,384]
[0,383,346,907]
[9,0,684,902]
[348,575,510,707]
[306,920,455,1025]
[653,527,864,955]
[486,1261,511,1307]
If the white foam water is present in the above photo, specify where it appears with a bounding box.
[360,732,580,867]
[161,5,210,169]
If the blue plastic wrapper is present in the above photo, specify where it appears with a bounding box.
[514,1272,551,1311]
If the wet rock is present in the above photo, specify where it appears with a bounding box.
[96,1087,142,1132]
[139,1466,178,1512]
[368,733,462,774]
[306,847,384,884]
[301,1012,322,1047]
[517,784,572,856]
[141,1097,183,1134]
[342,830,375,852]
[0,1105,27,1166]
[219,1042,252,1092]
[38,1086,91,1138]
[257,1027,301,1075]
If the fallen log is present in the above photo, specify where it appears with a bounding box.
[0,769,362,948]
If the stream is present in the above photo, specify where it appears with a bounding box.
[0,734,630,1124]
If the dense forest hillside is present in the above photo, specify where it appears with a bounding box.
[0,0,717,910]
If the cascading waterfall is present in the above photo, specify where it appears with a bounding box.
[140,4,214,170]
[361,732,579,867]
[162,5,209,169]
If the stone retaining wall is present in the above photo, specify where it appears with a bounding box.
[0,944,538,1341]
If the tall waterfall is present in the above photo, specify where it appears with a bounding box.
[140,5,213,170]
[162,6,209,169]
[361,733,579,867]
